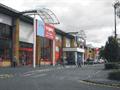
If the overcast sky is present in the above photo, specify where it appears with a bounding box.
[1,0,120,47]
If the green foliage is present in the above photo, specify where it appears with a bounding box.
[99,46,105,59]
[105,63,120,69]
[104,36,119,62]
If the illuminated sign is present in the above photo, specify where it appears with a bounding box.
[36,20,55,40]
[45,24,55,40]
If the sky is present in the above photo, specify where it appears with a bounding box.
[0,0,120,47]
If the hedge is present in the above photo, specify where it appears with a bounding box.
[108,70,120,80]
[104,63,120,69]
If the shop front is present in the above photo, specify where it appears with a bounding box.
[0,10,14,67]
[63,48,85,65]
[36,21,55,65]
[0,4,58,67]
[19,20,33,66]
[40,37,53,65]
[19,42,33,65]
[55,34,62,64]
[0,23,12,67]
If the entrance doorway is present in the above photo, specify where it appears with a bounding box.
[19,42,33,65]
[40,37,53,65]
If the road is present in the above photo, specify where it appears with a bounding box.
[0,64,119,90]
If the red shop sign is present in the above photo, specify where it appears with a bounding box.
[45,24,55,40]
[20,48,33,52]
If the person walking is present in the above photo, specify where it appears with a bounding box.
[61,56,65,67]
[13,56,17,67]
[22,55,25,66]
[77,55,82,67]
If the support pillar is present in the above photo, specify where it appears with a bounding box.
[52,40,55,66]
[82,53,84,65]
[75,52,77,66]
[62,36,66,64]
[36,36,41,66]
[13,18,20,65]
[63,36,66,48]
[70,38,75,48]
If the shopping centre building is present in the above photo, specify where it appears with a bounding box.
[0,4,85,67]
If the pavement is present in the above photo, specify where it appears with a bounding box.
[0,65,120,88]
[80,64,120,88]
[0,64,75,78]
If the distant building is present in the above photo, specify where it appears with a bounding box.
[85,44,99,61]
[62,32,85,65]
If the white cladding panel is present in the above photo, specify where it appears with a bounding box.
[0,13,12,25]
[19,21,33,43]
[63,48,85,53]
[66,38,70,47]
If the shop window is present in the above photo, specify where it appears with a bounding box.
[40,38,52,61]
[19,42,33,65]
[0,23,12,61]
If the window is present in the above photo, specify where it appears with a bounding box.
[0,23,12,60]
[40,37,52,61]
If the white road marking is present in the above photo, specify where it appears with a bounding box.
[32,73,47,78]
[21,66,76,77]
[23,73,33,77]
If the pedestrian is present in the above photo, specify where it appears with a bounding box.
[61,56,65,67]
[77,55,82,67]
[22,55,25,66]
[13,56,17,67]
[77,60,81,67]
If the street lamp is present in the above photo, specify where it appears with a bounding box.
[114,0,120,38]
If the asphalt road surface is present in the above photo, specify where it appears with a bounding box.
[0,64,119,90]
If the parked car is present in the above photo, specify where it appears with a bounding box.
[98,59,104,64]
[93,59,99,64]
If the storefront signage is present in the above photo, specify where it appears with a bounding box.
[36,20,55,40]
[19,48,33,52]
[45,24,55,40]
[36,19,45,37]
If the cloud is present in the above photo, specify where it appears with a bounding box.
[86,26,114,45]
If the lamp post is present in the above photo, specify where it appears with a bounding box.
[114,0,120,39]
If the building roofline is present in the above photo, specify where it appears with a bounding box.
[0,3,19,13]
[55,28,74,39]
[0,3,33,24]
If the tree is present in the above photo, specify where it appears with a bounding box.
[104,36,119,62]
[99,46,105,59]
